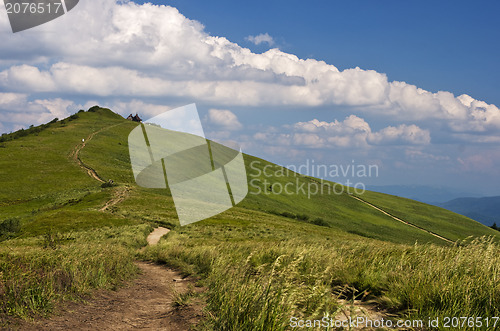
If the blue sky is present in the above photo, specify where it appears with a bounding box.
[1,0,499,197]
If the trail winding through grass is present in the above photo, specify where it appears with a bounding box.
[70,129,107,183]
[23,227,200,331]
[70,122,127,183]
[69,123,134,213]
[99,186,132,212]
[350,194,454,244]
[147,227,171,245]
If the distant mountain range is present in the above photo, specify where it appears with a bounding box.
[367,185,499,227]
[438,197,500,226]
[366,185,481,204]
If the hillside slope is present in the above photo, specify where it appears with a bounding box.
[0,107,497,244]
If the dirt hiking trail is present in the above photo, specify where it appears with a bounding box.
[350,194,454,244]
[69,124,133,215]
[70,129,106,183]
[19,126,202,330]
[21,228,202,331]
[99,186,132,212]
[69,123,125,183]
[147,227,171,245]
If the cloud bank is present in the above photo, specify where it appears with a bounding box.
[0,0,498,138]
[254,116,430,150]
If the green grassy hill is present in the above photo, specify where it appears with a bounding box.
[0,107,496,243]
[1,107,499,329]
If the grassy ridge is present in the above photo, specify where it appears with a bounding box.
[0,109,141,237]
[2,107,493,244]
[82,135,495,245]
[239,154,498,245]
[72,110,497,245]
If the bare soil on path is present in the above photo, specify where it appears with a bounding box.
[21,262,202,331]
[69,123,127,183]
[147,227,171,245]
[17,228,202,331]
[69,128,107,183]
[100,186,132,212]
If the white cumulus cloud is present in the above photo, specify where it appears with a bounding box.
[207,109,242,130]
[0,93,76,130]
[246,33,275,46]
[0,0,498,142]
[255,116,430,149]
[368,124,431,145]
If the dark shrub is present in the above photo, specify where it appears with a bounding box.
[101,180,114,188]
[0,218,21,239]
[311,218,329,227]
[296,214,309,221]
[280,211,295,219]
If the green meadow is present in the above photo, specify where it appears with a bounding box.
[1,107,498,329]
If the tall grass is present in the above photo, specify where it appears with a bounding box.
[0,224,151,321]
[145,229,500,330]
